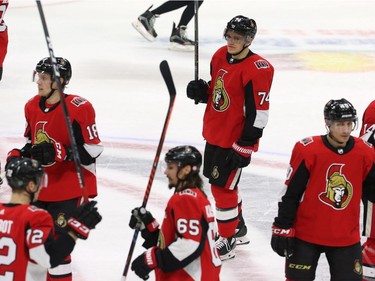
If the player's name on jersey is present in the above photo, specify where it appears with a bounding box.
[0,219,13,234]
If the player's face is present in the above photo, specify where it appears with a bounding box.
[164,162,179,189]
[35,72,54,96]
[329,120,353,143]
[225,31,246,54]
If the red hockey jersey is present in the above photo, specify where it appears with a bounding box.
[203,46,274,149]
[361,100,375,145]
[275,135,375,246]
[0,203,54,281]
[155,187,221,281]
[24,94,103,201]
[0,0,8,68]
[360,100,375,238]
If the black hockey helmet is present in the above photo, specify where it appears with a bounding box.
[165,145,202,175]
[35,57,72,85]
[225,15,257,39]
[324,98,357,122]
[5,157,45,190]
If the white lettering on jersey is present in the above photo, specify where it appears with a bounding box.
[0,219,13,234]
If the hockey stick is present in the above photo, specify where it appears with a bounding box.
[121,60,176,280]
[35,0,88,203]
[194,0,199,81]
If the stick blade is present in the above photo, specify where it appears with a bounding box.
[160,60,176,98]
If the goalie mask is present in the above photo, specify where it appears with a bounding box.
[165,145,202,175]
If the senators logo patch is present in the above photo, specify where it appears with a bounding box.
[211,166,219,179]
[211,69,230,112]
[318,164,353,209]
[55,213,67,228]
[353,259,362,275]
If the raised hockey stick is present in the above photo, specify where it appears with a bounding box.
[122,60,176,280]
[35,0,88,203]
[194,0,199,81]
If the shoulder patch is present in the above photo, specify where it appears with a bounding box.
[70,96,88,107]
[300,136,314,146]
[254,60,270,69]
[179,189,197,197]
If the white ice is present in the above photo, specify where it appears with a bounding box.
[1,0,375,280]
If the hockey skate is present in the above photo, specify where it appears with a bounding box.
[216,236,236,261]
[132,6,158,42]
[169,22,195,52]
[235,224,250,245]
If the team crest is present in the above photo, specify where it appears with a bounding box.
[55,213,67,228]
[211,166,219,179]
[353,259,362,275]
[318,164,353,209]
[211,69,230,112]
[34,121,53,145]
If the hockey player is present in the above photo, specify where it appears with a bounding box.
[271,98,375,281]
[0,0,9,80]
[132,0,203,51]
[6,57,103,281]
[0,157,102,281]
[129,145,221,280]
[186,15,274,260]
[359,100,375,280]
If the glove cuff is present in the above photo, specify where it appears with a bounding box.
[232,142,253,158]
[68,217,90,239]
[272,225,295,237]
[146,219,160,233]
[53,142,68,162]
[145,247,159,269]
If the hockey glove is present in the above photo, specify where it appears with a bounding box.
[6,143,32,164]
[186,79,209,104]
[226,142,253,170]
[129,207,159,232]
[271,225,295,258]
[129,207,160,248]
[131,247,160,280]
[30,142,71,166]
[68,201,102,240]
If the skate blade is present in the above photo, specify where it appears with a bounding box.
[219,250,236,261]
[235,235,250,245]
[168,42,194,52]
[131,20,156,42]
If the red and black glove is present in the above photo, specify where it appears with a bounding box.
[131,247,160,280]
[30,142,71,166]
[271,225,295,258]
[129,207,160,248]
[129,207,159,233]
[68,201,102,240]
[6,143,32,167]
[226,142,253,170]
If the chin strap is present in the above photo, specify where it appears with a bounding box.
[231,41,251,57]
[328,132,345,146]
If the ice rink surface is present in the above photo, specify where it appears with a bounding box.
[1,0,375,280]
